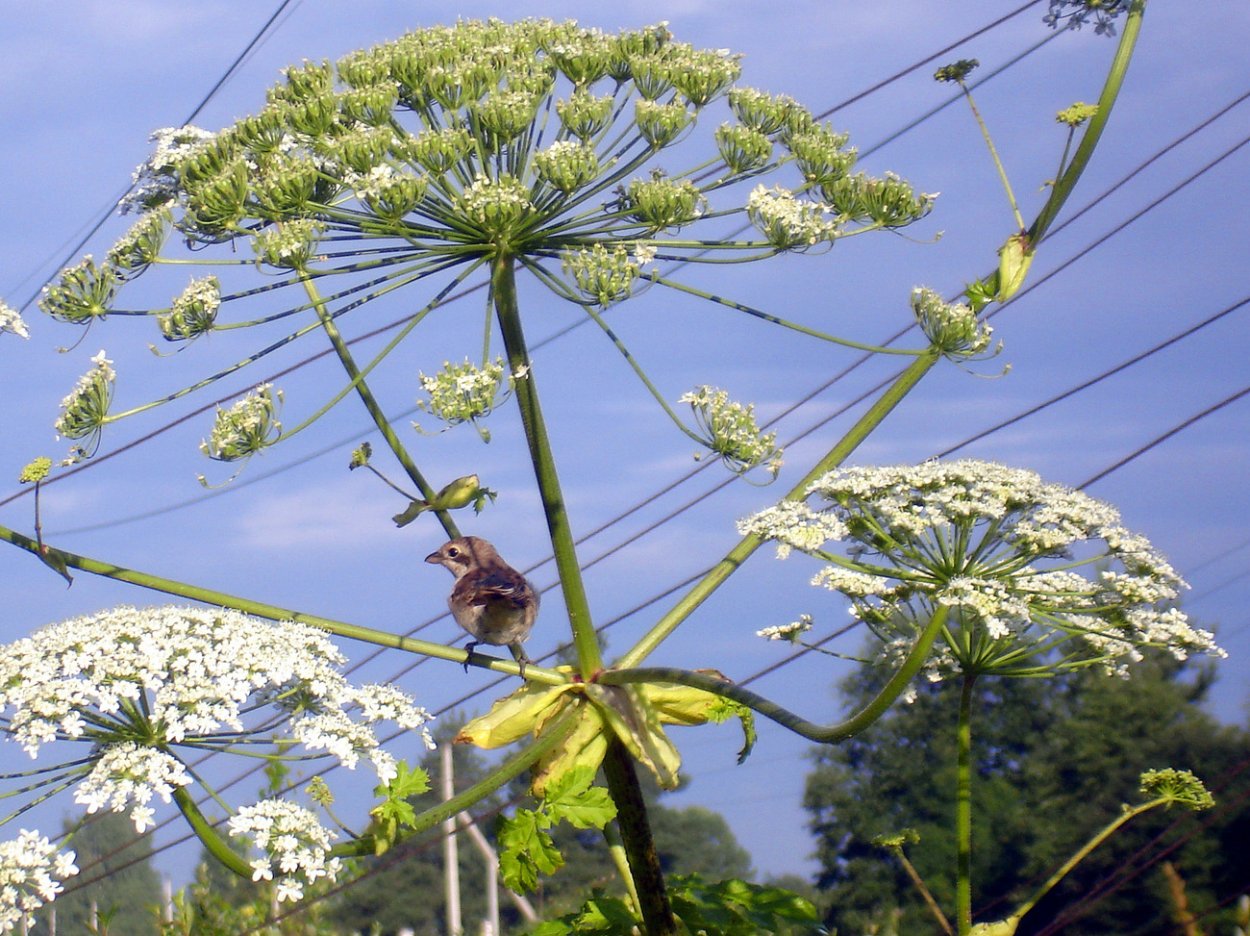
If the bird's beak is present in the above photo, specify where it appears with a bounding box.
[424,550,443,564]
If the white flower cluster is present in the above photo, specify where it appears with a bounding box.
[0,831,78,933]
[756,614,813,642]
[119,126,217,214]
[746,185,839,248]
[0,605,434,819]
[416,358,507,429]
[741,459,1224,678]
[74,743,191,832]
[737,501,847,558]
[200,384,283,462]
[0,300,28,339]
[680,385,782,478]
[910,286,994,358]
[54,350,115,461]
[228,799,342,903]
[159,275,221,341]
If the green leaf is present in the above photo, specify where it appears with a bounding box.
[709,697,757,764]
[543,764,618,830]
[497,808,563,893]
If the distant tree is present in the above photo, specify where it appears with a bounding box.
[804,650,1250,934]
[35,811,161,936]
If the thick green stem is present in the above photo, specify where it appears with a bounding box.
[491,253,674,934]
[1026,1,1145,248]
[956,673,976,936]
[172,786,253,878]
[490,253,602,674]
[602,739,677,936]
[299,273,461,540]
[619,350,940,668]
[0,523,566,685]
[600,604,950,743]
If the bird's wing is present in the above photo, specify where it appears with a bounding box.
[456,570,533,608]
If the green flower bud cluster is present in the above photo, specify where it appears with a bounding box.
[415,358,507,433]
[562,244,640,307]
[253,219,326,269]
[38,257,118,325]
[727,88,800,135]
[353,166,429,221]
[910,287,994,359]
[159,276,221,342]
[458,175,534,237]
[533,141,600,194]
[555,92,614,140]
[106,210,169,278]
[634,99,693,148]
[822,171,935,227]
[627,176,704,231]
[679,385,782,479]
[201,384,283,462]
[55,350,115,461]
[715,123,772,174]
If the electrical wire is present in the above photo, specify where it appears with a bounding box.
[8,0,304,313]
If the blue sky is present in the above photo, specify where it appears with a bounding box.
[1,0,1248,896]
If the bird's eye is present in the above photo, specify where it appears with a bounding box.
[446,547,460,558]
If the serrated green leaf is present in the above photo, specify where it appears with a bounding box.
[497,807,563,893]
[547,783,617,831]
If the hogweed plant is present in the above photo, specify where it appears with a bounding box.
[0,4,1208,934]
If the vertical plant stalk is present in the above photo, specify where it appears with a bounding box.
[489,254,602,674]
[299,272,461,540]
[602,739,678,936]
[491,254,674,934]
[620,350,941,669]
[956,673,976,936]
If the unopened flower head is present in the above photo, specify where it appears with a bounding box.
[201,384,283,462]
[743,459,1223,678]
[159,275,220,342]
[253,218,326,269]
[0,605,433,831]
[107,210,169,277]
[680,385,782,479]
[54,350,115,462]
[0,300,28,339]
[38,256,117,325]
[0,830,78,933]
[563,243,640,307]
[228,799,342,902]
[910,286,994,358]
[416,358,507,431]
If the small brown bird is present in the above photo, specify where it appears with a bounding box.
[425,536,538,677]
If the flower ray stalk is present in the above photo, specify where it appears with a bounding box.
[299,270,459,539]
[619,350,941,668]
[0,522,566,685]
[652,275,928,353]
[600,604,950,743]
